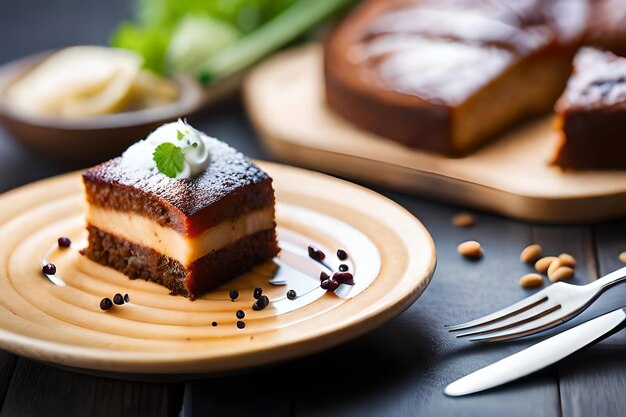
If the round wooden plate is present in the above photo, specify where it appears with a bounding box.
[0,161,435,375]
[244,44,626,223]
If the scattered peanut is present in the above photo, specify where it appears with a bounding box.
[457,240,483,259]
[520,244,542,264]
[548,266,574,282]
[547,259,562,276]
[558,253,576,268]
[452,213,476,228]
[619,251,626,264]
[519,273,544,288]
[535,256,558,274]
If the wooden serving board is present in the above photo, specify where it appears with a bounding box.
[244,44,626,223]
[0,162,435,375]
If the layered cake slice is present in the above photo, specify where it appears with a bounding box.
[82,120,279,298]
[324,0,589,155]
[553,48,626,168]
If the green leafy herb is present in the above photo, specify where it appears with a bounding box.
[136,0,297,33]
[177,130,184,140]
[110,22,170,73]
[153,142,184,178]
[110,0,355,75]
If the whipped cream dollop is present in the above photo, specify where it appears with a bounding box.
[122,119,211,179]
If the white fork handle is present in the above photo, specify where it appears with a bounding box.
[589,266,626,291]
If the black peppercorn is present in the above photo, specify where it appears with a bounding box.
[100,298,113,311]
[253,295,270,311]
[308,245,326,261]
[113,293,124,305]
[123,294,130,303]
[57,237,71,248]
[212,321,218,327]
[337,249,348,260]
[229,289,239,301]
[333,272,354,285]
[237,321,246,329]
[253,287,263,299]
[321,279,339,291]
[287,289,297,300]
[339,264,349,272]
[42,263,56,275]
[236,310,245,319]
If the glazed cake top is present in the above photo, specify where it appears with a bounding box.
[327,0,588,106]
[557,48,626,112]
[83,136,274,235]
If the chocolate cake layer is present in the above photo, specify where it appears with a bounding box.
[324,0,588,155]
[553,48,626,168]
[553,110,626,168]
[83,225,280,299]
[83,137,274,235]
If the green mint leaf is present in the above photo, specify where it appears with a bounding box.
[177,130,184,141]
[153,142,184,178]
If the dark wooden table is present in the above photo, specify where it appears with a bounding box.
[2,1,626,416]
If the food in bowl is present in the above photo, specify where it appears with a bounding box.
[5,46,179,118]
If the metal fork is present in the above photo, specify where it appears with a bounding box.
[446,266,626,342]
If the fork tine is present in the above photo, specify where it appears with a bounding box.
[467,307,577,342]
[445,289,550,332]
[455,302,561,338]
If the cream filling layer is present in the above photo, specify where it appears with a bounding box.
[86,206,275,266]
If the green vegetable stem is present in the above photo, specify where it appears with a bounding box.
[195,0,355,83]
[111,0,356,82]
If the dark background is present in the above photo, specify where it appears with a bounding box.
[1,1,626,416]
